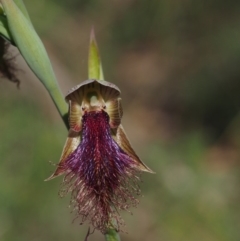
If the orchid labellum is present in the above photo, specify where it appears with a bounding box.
[46,79,153,233]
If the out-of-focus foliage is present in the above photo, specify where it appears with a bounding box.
[0,0,240,241]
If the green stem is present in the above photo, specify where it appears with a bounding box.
[48,87,69,128]
[105,229,121,241]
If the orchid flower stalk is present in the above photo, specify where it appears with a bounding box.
[46,32,153,234]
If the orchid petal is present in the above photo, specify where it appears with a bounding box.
[45,130,81,180]
[115,125,154,173]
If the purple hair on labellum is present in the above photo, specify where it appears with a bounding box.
[60,110,141,232]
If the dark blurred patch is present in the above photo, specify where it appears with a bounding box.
[0,37,20,88]
[111,0,162,45]
[51,0,99,12]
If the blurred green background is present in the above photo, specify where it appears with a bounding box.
[1,0,240,240]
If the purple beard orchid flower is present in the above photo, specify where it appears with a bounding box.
[46,79,153,233]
